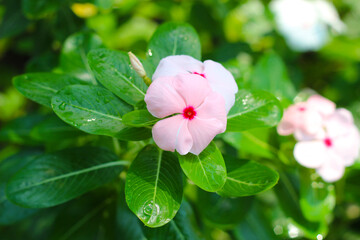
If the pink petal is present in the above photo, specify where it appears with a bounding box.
[333,126,360,166]
[203,60,238,111]
[188,118,225,155]
[277,103,308,136]
[152,55,203,80]
[173,74,212,108]
[307,95,336,117]
[145,76,186,118]
[293,141,328,168]
[325,109,355,138]
[152,115,193,155]
[195,91,227,131]
[316,154,345,182]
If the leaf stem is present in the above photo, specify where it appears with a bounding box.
[112,137,121,155]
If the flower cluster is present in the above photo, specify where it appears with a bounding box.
[278,95,360,182]
[144,55,238,155]
[270,0,345,52]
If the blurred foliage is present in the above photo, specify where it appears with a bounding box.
[1,0,360,239]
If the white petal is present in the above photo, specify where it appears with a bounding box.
[293,141,327,168]
[152,55,203,80]
[316,153,345,182]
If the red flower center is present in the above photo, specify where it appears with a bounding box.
[193,72,206,78]
[183,106,196,120]
[324,138,333,147]
[298,107,306,112]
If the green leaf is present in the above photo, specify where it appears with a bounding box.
[6,147,126,208]
[51,84,135,138]
[21,0,61,19]
[250,52,296,101]
[13,73,86,107]
[125,145,183,228]
[299,169,335,222]
[143,201,202,240]
[197,189,253,229]
[147,22,201,76]
[30,115,84,142]
[88,49,148,105]
[0,150,41,225]
[0,114,46,145]
[122,109,159,127]
[218,156,279,197]
[60,32,104,83]
[178,142,227,192]
[227,90,283,132]
[0,0,29,38]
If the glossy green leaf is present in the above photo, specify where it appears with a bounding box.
[227,90,283,132]
[122,109,159,127]
[218,156,279,197]
[88,49,148,105]
[60,32,104,83]
[21,0,61,18]
[51,84,135,138]
[146,22,201,76]
[178,142,227,192]
[13,73,86,107]
[0,150,41,225]
[144,201,202,240]
[125,145,183,228]
[6,147,125,208]
[250,52,296,101]
[0,114,46,145]
[197,189,253,229]
[30,115,84,141]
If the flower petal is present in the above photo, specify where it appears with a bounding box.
[152,115,193,155]
[152,55,203,80]
[307,94,336,117]
[293,141,328,168]
[188,119,226,155]
[203,60,238,111]
[173,73,212,108]
[333,126,360,166]
[195,91,227,132]
[316,154,345,182]
[145,76,186,118]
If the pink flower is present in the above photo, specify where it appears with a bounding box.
[294,109,360,182]
[152,55,238,112]
[277,95,335,140]
[145,73,227,155]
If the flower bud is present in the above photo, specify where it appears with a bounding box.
[128,52,146,78]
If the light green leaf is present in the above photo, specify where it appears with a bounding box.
[125,145,183,228]
[227,90,283,132]
[51,84,135,138]
[122,109,159,127]
[88,49,148,105]
[13,73,86,107]
[146,22,201,76]
[218,156,279,197]
[6,147,126,208]
[60,32,104,83]
[178,142,227,192]
[250,52,296,101]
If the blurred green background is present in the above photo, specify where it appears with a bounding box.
[1,0,360,239]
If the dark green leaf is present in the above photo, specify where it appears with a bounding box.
[21,0,61,19]
[6,147,125,208]
[178,142,227,192]
[0,150,41,225]
[13,73,86,107]
[146,22,201,76]
[125,145,183,228]
[218,156,279,197]
[88,49,148,105]
[60,32,104,83]
[250,52,296,101]
[51,85,133,138]
[0,0,29,38]
[227,90,283,132]
[122,109,159,127]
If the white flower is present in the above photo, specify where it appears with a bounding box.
[270,0,345,52]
